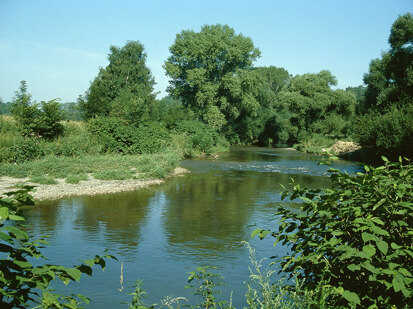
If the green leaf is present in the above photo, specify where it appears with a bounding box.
[335,286,344,294]
[363,244,376,257]
[64,268,82,282]
[4,226,27,239]
[362,232,375,242]
[342,290,360,305]
[371,217,384,225]
[8,214,25,221]
[259,230,271,239]
[82,259,95,268]
[347,264,360,271]
[0,207,9,220]
[329,238,339,246]
[391,243,402,249]
[392,277,404,293]
[13,260,32,269]
[251,228,262,239]
[0,231,13,243]
[376,240,388,255]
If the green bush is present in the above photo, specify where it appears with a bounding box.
[255,158,413,308]
[174,120,226,154]
[45,122,102,157]
[88,117,169,154]
[353,105,413,159]
[7,137,46,163]
[131,122,170,154]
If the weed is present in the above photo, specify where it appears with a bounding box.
[29,175,57,185]
[65,174,88,184]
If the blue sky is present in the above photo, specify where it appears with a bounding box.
[0,0,411,103]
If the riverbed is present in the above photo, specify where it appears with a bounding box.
[22,146,362,308]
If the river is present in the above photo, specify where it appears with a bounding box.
[23,146,362,308]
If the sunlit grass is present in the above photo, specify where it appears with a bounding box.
[0,151,182,181]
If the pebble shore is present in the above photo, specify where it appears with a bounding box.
[0,167,188,202]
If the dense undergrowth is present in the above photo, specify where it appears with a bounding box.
[0,115,227,183]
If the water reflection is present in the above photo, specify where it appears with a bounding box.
[20,147,362,308]
[23,188,157,257]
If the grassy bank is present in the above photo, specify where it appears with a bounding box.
[0,115,227,186]
[0,151,181,183]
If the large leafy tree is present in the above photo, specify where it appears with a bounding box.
[361,13,412,113]
[80,41,156,122]
[164,24,261,136]
[272,70,356,143]
[354,13,413,158]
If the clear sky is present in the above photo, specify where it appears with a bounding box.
[0,0,411,103]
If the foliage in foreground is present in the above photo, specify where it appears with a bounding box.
[0,187,115,308]
[124,243,320,309]
[254,158,413,308]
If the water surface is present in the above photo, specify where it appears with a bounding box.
[23,147,362,307]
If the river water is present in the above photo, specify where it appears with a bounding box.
[23,146,362,308]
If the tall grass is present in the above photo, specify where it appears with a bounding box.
[0,151,182,180]
[122,242,328,308]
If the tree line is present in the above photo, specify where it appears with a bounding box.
[2,13,412,160]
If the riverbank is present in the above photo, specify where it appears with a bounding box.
[0,167,189,201]
[294,138,362,156]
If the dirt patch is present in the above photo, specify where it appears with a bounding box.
[0,167,189,202]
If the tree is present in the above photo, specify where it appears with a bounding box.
[0,98,12,115]
[354,13,413,158]
[255,66,290,94]
[10,81,63,139]
[80,41,156,122]
[36,99,64,138]
[164,24,261,136]
[361,13,412,113]
[10,81,40,136]
[273,71,356,143]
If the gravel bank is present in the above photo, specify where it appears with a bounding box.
[0,167,189,202]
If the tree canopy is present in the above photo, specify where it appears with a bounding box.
[80,41,156,122]
[271,70,356,143]
[354,13,413,158]
[164,24,261,136]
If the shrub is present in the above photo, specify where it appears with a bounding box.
[7,137,46,163]
[353,105,413,159]
[173,120,225,154]
[88,117,169,154]
[255,158,413,308]
[130,122,170,154]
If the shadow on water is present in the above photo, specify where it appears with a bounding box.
[21,146,362,308]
